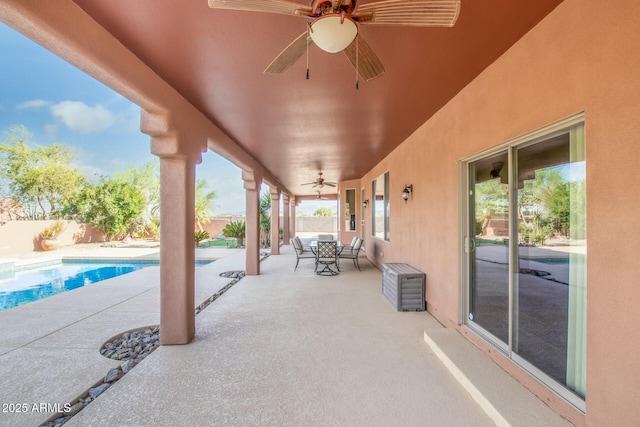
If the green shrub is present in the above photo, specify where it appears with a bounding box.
[41,220,64,239]
[194,230,210,247]
[222,220,245,248]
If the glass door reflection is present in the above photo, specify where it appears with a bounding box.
[468,151,510,345]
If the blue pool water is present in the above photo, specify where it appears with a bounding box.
[1,261,149,311]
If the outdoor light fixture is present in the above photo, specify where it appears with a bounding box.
[363,199,369,208]
[401,185,413,203]
[490,162,503,179]
[309,15,358,53]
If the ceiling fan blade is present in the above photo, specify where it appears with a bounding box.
[343,35,386,81]
[208,0,312,17]
[355,0,460,27]
[264,31,313,74]
[324,183,337,187]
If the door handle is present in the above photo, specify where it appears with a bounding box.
[465,237,476,253]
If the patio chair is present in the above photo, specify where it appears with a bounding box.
[317,234,334,241]
[339,237,363,271]
[291,237,316,271]
[347,236,358,249]
[315,240,339,276]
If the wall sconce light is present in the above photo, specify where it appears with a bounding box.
[490,162,503,179]
[363,199,369,208]
[401,185,413,203]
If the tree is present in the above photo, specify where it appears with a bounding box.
[113,159,160,219]
[259,192,271,247]
[64,177,145,241]
[0,126,84,218]
[195,179,216,231]
[113,160,160,238]
[518,167,568,244]
[114,162,217,231]
[313,207,334,217]
[547,181,570,237]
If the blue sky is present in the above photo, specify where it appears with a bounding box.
[0,22,250,214]
[0,23,335,216]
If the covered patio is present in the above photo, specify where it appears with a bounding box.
[0,247,567,426]
[3,0,640,425]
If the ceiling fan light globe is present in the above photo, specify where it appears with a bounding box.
[309,15,357,53]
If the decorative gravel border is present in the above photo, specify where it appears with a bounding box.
[40,265,256,427]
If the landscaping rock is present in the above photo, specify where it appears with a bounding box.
[66,402,84,416]
[104,367,123,383]
[88,383,109,399]
[121,359,136,374]
[51,270,247,425]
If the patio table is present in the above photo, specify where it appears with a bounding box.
[309,240,344,275]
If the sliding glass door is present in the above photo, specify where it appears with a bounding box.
[464,118,586,409]
[468,151,510,347]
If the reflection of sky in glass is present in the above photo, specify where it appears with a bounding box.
[558,162,586,182]
[0,263,143,311]
[374,175,385,216]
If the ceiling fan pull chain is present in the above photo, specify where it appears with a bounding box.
[355,34,359,90]
[306,25,310,80]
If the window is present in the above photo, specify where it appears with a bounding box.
[372,172,389,241]
[463,116,586,410]
[345,188,356,231]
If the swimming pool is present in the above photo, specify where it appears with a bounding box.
[0,260,212,311]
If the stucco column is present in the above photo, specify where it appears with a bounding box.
[243,170,261,275]
[157,154,196,344]
[270,187,281,255]
[144,111,203,345]
[282,194,290,244]
[290,197,297,238]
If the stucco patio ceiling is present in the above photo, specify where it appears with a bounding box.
[72,0,563,197]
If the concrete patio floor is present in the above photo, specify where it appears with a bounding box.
[0,245,570,426]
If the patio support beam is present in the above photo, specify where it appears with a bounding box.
[270,187,281,255]
[283,194,290,245]
[243,170,262,275]
[145,112,204,345]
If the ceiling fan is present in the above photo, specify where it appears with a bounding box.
[208,0,461,82]
[301,172,337,188]
[315,191,330,200]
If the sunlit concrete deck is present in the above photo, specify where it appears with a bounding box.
[0,245,570,426]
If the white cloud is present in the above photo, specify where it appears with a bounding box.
[44,123,59,138]
[118,103,142,132]
[16,99,52,110]
[51,101,115,133]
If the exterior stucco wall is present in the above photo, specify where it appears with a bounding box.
[362,0,640,424]
[199,218,230,239]
[0,220,104,256]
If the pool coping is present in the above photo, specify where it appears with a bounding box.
[0,248,247,426]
